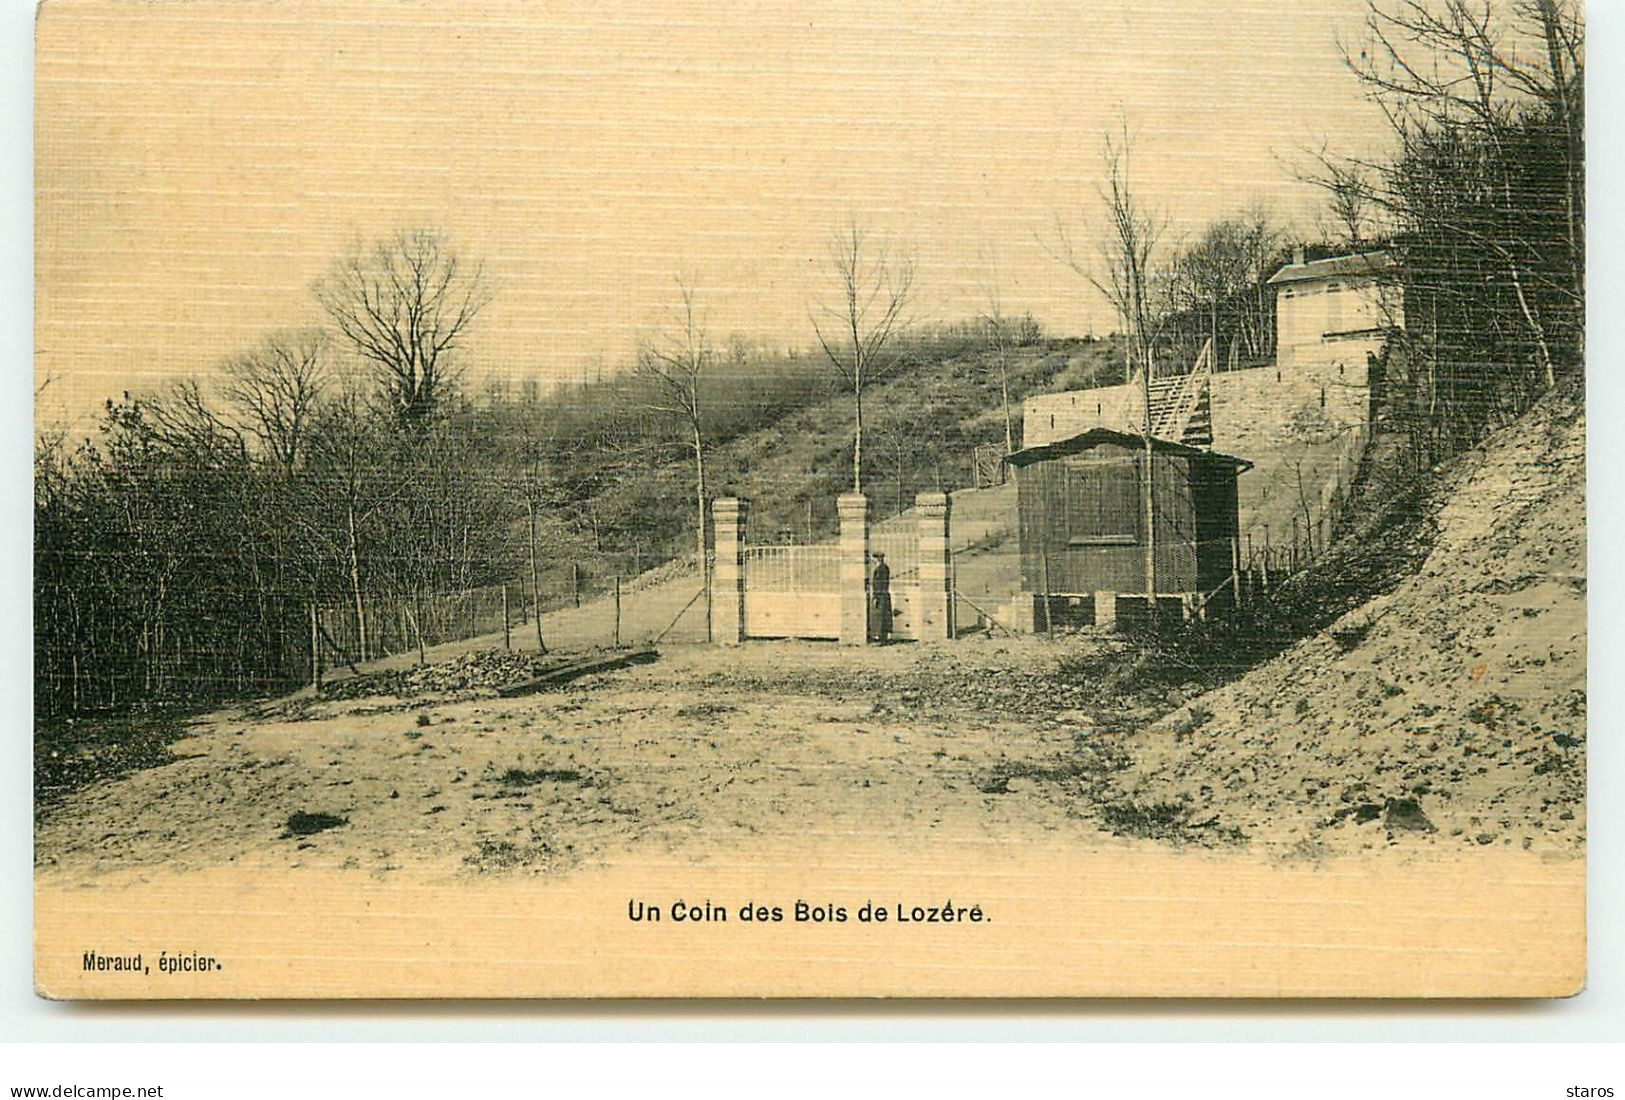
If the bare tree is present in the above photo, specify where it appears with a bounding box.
[33,372,72,509]
[811,219,915,494]
[488,392,585,656]
[1171,224,1234,368]
[1052,120,1166,388]
[1234,204,1287,362]
[299,379,392,664]
[314,229,489,429]
[977,248,1017,456]
[1320,159,1372,247]
[1338,0,1584,386]
[221,328,331,477]
[1162,210,1286,370]
[516,441,556,656]
[635,276,716,641]
[142,378,245,466]
[1052,119,1166,598]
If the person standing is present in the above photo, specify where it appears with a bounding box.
[871,552,892,643]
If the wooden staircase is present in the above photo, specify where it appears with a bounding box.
[1146,339,1214,447]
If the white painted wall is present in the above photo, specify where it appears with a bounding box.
[1276,274,1401,371]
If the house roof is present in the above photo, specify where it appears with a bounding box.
[1266,250,1396,287]
[1006,427,1253,472]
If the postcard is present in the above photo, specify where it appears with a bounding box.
[33,0,1585,998]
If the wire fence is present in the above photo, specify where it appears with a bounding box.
[1241,423,1369,585]
[34,592,312,715]
[318,584,518,665]
[314,554,715,674]
[307,513,967,679]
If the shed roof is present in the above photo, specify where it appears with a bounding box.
[1266,250,1396,286]
[1006,427,1252,472]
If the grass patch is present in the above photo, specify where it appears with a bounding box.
[1097,799,1246,845]
[673,702,738,720]
[281,811,347,838]
[463,837,560,872]
[977,745,1132,797]
[1465,694,1517,731]
[498,766,586,787]
[1329,618,1375,653]
[1097,799,1191,840]
[34,708,195,806]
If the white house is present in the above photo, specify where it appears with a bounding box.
[1266,250,1402,373]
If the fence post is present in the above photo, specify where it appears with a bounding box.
[613,577,622,648]
[1231,535,1242,609]
[915,491,952,641]
[502,584,511,650]
[309,602,322,691]
[712,497,747,645]
[838,492,870,646]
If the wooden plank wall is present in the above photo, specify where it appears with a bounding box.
[1016,442,1202,595]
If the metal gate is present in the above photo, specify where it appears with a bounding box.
[738,537,924,641]
[740,545,843,639]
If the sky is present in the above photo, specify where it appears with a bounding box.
[35,0,1396,432]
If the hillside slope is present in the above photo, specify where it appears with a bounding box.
[1117,388,1586,855]
[568,337,1119,566]
[704,339,1114,542]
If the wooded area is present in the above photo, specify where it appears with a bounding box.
[32,241,1037,713]
[34,0,1583,716]
[1324,0,1585,463]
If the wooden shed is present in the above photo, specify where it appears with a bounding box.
[1005,428,1252,627]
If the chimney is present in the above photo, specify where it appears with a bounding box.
[1292,245,1306,266]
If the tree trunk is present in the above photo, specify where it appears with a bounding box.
[852,380,864,493]
[69,592,81,711]
[894,440,904,516]
[1000,354,1015,455]
[1210,299,1219,376]
[693,427,711,643]
[153,576,167,695]
[346,501,367,663]
[1138,325,1158,602]
[527,499,547,655]
[1505,257,1556,390]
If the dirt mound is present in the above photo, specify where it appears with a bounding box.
[315,649,547,702]
[699,638,1166,725]
[1118,390,1586,856]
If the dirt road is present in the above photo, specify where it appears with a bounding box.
[35,628,1582,887]
[33,628,1587,1000]
[36,639,1117,882]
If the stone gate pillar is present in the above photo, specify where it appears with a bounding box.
[712,497,746,645]
[837,492,870,646]
[915,491,953,641]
